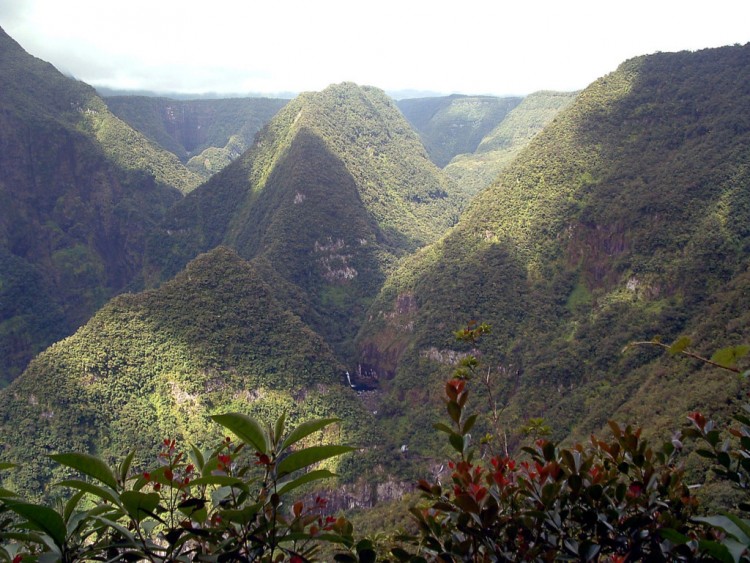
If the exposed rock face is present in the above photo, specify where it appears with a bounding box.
[565,221,630,288]
[305,477,413,512]
[419,347,477,366]
[357,292,420,381]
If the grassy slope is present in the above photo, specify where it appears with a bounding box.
[358,45,750,464]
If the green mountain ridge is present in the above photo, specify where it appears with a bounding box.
[0,26,202,383]
[358,44,750,462]
[444,90,578,195]
[2,24,750,525]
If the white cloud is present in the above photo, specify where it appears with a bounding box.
[1,0,748,96]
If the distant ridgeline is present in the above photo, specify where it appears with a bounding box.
[0,26,285,386]
[104,96,287,178]
[396,94,523,167]
[357,44,750,463]
[443,90,579,195]
[0,18,559,387]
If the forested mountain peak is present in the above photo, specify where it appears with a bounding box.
[149,81,464,362]
[4,25,750,548]
[0,246,370,495]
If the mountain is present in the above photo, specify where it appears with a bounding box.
[358,44,750,461]
[444,91,578,195]
[0,27,198,383]
[104,96,288,177]
[396,94,522,167]
[148,82,463,361]
[0,247,372,496]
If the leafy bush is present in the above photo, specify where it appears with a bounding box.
[0,413,358,561]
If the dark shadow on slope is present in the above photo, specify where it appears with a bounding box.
[231,127,392,361]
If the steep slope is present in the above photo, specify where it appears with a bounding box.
[396,94,522,167]
[444,91,578,195]
[149,82,461,360]
[0,28,196,383]
[104,96,288,177]
[358,45,750,461]
[0,247,371,496]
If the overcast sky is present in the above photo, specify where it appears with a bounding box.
[1,0,749,97]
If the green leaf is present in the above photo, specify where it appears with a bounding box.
[4,501,67,550]
[449,433,464,454]
[277,469,337,496]
[697,539,735,563]
[280,417,341,452]
[177,498,206,517]
[119,450,136,485]
[220,503,261,526]
[695,514,750,544]
[90,515,137,545]
[723,538,750,563]
[711,346,750,369]
[356,547,377,563]
[659,528,691,545]
[63,490,85,525]
[0,462,15,471]
[723,513,750,540]
[462,413,478,435]
[390,547,412,562]
[120,491,161,522]
[446,401,461,424]
[55,479,119,504]
[274,412,287,447]
[578,541,601,562]
[49,452,118,489]
[211,412,269,454]
[668,336,692,356]
[433,422,454,435]
[0,486,18,498]
[277,445,355,477]
[189,443,205,472]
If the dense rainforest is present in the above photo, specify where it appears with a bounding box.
[1,23,750,561]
